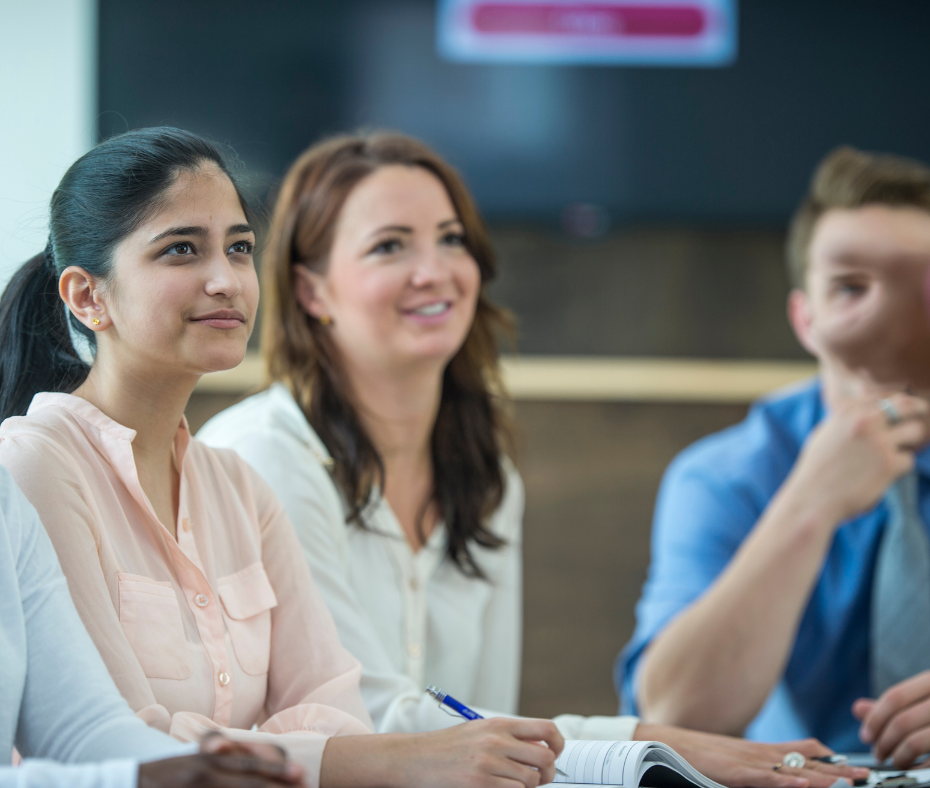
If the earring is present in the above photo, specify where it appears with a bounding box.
[319,315,332,326]
[92,318,100,325]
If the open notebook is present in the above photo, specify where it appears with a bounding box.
[554,740,726,788]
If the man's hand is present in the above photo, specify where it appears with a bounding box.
[635,725,869,788]
[138,731,305,788]
[788,392,928,525]
[854,670,930,767]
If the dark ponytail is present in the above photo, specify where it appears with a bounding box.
[0,247,89,420]
[0,126,251,421]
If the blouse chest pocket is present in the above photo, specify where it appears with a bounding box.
[218,562,278,676]
[118,574,193,680]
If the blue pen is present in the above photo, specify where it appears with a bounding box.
[425,686,567,777]
[426,685,484,720]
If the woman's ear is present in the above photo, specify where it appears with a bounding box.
[292,264,331,321]
[59,266,110,331]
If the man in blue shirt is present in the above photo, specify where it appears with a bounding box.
[619,147,930,767]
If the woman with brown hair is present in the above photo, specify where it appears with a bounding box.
[0,125,564,788]
[199,132,864,788]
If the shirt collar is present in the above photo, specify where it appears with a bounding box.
[268,382,334,466]
[27,391,192,468]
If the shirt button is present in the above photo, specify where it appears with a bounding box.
[182,518,192,532]
[218,671,230,686]
[195,593,209,607]
[407,643,422,659]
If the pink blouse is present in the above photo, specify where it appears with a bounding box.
[0,393,373,787]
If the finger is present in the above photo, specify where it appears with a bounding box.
[204,773,299,788]
[889,420,928,450]
[505,719,564,756]
[722,766,808,788]
[875,698,930,762]
[199,730,230,754]
[222,742,289,765]
[890,727,930,770]
[506,740,558,784]
[797,769,853,788]
[861,672,930,744]
[853,698,875,723]
[883,393,930,420]
[772,766,846,788]
[206,753,296,782]
[490,758,544,788]
[485,779,531,788]
[801,762,869,779]
[874,700,930,762]
[800,764,870,785]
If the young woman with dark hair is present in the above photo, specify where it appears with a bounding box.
[0,126,563,788]
[199,132,866,788]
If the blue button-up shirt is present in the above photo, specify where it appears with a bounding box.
[617,378,930,751]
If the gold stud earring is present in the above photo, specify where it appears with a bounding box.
[319,315,332,326]
[92,318,100,325]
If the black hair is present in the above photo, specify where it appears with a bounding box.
[0,127,251,421]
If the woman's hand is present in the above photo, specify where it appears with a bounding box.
[787,393,928,525]
[321,718,564,788]
[636,725,869,788]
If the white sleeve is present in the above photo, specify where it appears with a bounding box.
[551,715,640,741]
[0,760,137,788]
[10,476,186,765]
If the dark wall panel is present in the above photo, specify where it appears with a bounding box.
[99,1,930,224]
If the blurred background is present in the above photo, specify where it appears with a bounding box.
[3,0,930,719]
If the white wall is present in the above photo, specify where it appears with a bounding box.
[0,0,96,289]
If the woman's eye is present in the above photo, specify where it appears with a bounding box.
[228,240,254,255]
[165,242,194,256]
[441,231,466,247]
[371,238,403,255]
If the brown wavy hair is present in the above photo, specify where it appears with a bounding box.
[262,132,514,577]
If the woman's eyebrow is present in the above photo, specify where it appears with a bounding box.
[149,226,207,244]
[367,224,413,239]
[437,218,461,229]
[227,223,254,236]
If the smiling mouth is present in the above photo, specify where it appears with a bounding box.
[407,302,452,317]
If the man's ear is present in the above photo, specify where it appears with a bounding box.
[59,266,110,331]
[292,265,331,320]
[787,288,818,357]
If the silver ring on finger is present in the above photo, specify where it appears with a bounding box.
[782,752,807,769]
[880,398,902,426]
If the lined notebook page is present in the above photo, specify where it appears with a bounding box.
[554,740,648,786]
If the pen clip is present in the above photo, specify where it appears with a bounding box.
[438,701,468,720]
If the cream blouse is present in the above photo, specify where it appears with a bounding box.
[199,383,639,742]
[0,393,373,788]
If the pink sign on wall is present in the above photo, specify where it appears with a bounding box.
[437,0,737,65]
